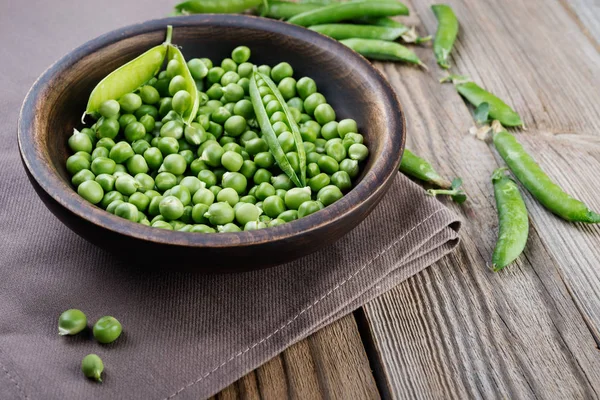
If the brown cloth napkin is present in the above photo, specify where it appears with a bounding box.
[0,1,461,399]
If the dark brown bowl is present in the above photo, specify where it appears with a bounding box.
[18,15,405,272]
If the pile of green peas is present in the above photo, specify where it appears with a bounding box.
[67,46,369,232]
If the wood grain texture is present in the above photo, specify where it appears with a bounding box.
[214,315,380,399]
[561,0,600,45]
[360,0,600,397]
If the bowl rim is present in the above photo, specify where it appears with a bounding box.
[18,14,405,249]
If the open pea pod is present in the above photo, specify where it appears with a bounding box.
[249,71,303,188]
[83,26,173,122]
[166,45,200,125]
[257,72,307,187]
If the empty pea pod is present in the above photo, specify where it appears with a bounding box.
[309,24,409,41]
[249,71,303,188]
[339,39,426,68]
[174,0,264,14]
[491,168,529,272]
[166,45,200,124]
[84,26,172,122]
[442,75,523,127]
[431,4,459,69]
[288,0,409,27]
[492,121,600,223]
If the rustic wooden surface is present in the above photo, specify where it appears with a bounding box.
[218,0,600,398]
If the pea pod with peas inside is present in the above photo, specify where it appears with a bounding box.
[288,0,410,27]
[174,0,265,14]
[165,45,200,124]
[492,121,600,223]
[309,24,411,41]
[84,26,173,122]
[431,4,459,69]
[491,168,529,271]
[249,70,305,187]
[441,75,523,127]
[357,17,431,44]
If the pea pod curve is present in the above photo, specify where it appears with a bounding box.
[491,168,529,271]
[431,4,459,69]
[288,1,409,27]
[84,26,172,122]
[493,121,600,223]
[249,71,303,188]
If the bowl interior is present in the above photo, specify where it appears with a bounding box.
[21,15,404,247]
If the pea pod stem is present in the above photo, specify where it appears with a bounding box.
[431,4,459,69]
[441,74,523,127]
[491,167,529,271]
[288,1,410,27]
[492,120,600,223]
[339,38,427,69]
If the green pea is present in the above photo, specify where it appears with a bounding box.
[198,169,218,187]
[109,142,134,164]
[275,131,294,153]
[317,185,343,206]
[286,97,304,112]
[144,189,161,200]
[118,114,136,129]
[68,132,93,154]
[162,154,187,175]
[221,70,240,86]
[245,138,269,155]
[58,309,87,336]
[233,202,260,225]
[314,104,335,125]
[188,58,209,80]
[147,196,163,216]
[222,172,247,195]
[337,119,358,138]
[304,93,326,116]
[216,223,240,233]
[239,195,257,204]
[122,121,145,143]
[220,151,244,172]
[169,75,187,96]
[238,131,258,147]
[129,192,150,212]
[96,118,120,139]
[237,62,254,78]
[91,147,109,161]
[200,143,224,168]
[257,64,271,76]
[77,180,104,204]
[205,202,235,225]
[269,174,292,190]
[135,173,155,191]
[339,158,359,179]
[207,84,223,100]
[100,191,123,209]
[296,77,317,100]
[157,137,180,155]
[236,160,256,180]
[81,354,104,382]
[271,62,294,83]
[244,221,267,231]
[261,195,285,218]
[153,220,174,230]
[159,195,185,220]
[155,172,178,191]
[169,185,192,206]
[172,90,192,114]
[160,120,184,139]
[305,162,319,179]
[298,200,322,218]
[158,97,173,118]
[270,111,287,124]
[286,151,300,173]
[93,316,123,344]
[222,83,245,102]
[253,182,274,201]
[348,143,369,161]
[95,138,115,152]
[285,187,311,210]
[265,99,283,117]
[95,173,115,192]
[99,99,120,119]
[106,199,124,214]
[231,100,252,120]
[71,169,95,187]
[326,141,347,163]
[189,224,214,233]
[224,115,247,137]
[179,177,202,196]
[254,152,275,169]
[318,155,339,174]
[207,67,225,84]
[119,93,142,113]
[131,139,150,155]
[224,102,236,114]
[115,175,140,196]
[211,107,231,125]
[217,187,239,207]
[331,170,352,192]
[143,147,163,170]
[137,85,159,105]
[319,121,338,141]
[268,218,285,227]
[192,186,215,206]
[231,45,251,64]
[308,173,331,192]
[343,132,364,150]
[135,104,159,120]
[221,58,237,72]
[115,202,139,222]
[166,59,183,79]
[114,165,127,173]
[254,168,273,185]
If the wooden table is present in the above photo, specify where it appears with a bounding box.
[214,0,600,398]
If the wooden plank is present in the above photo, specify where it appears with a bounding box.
[560,0,600,45]
[360,0,600,397]
[214,315,380,399]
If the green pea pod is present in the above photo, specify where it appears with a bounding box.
[493,124,600,223]
[309,24,408,41]
[431,4,459,69]
[288,1,410,27]
[249,72,303,188]
[84,26,172,122]
[257,71,307,186]
[491,168,529,271]
[399,149,452,189]
[442,76,523,127]
[175,0,264,14]
[258,1,322,19]
[166,46,200,125]
[356,17,431,44]
[339,39,426,68]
